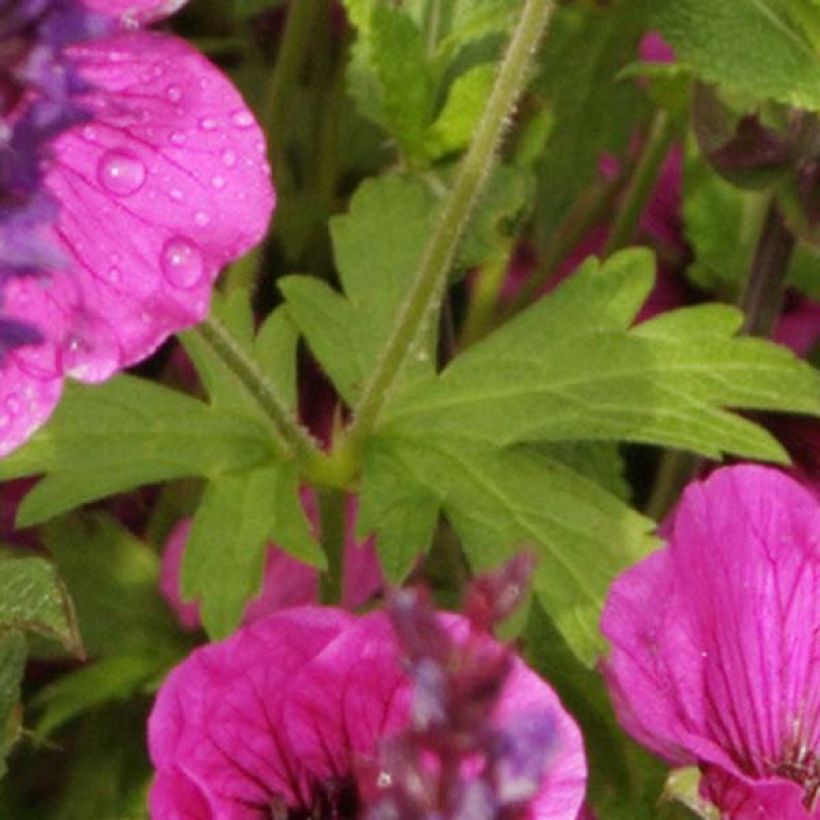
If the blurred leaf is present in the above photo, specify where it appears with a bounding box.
[0,632,25,780]
[424,63,496,158]
[40,514,185,659]
[533,1,650,243]
[652,0,820,111]
[33,655,166,737]
[0,556,79,654]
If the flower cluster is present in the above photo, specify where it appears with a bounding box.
[0,0,273,457]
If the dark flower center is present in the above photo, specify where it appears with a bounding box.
[775,746,820,812]
[268,778,362,820]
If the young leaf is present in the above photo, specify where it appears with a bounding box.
[281,176,438,405]
[652,0,820,111]
[344,0,435,160]
[0,376,279,526]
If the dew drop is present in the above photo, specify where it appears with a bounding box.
[161,237,205,289]
[97,150,146,196]
[166,84,182,102]
[5,396,20,414]
[170,131,186,145]
[211,175,226,190]
[194,210,210,226]
[221,149,237,168]
[60,318,121,383]
[107,266,121,283]
[231,110,254,129]
[169,188,184,201]
[199,117,218,131]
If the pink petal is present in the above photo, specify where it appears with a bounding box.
[602,465,820,814]
[47,31,274,372]
[81,0,189,27]
[148,608,354,817]
[159,520,201,632]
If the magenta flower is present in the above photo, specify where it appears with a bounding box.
[148,605,586,818]
[159,492,384,630]
[0,0,274,457]
[601,465,820,817]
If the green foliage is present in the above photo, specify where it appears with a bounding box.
[0,633,25,780]
[652,0,820,111]
[533,0,651,243]
[0,554,82,777]
[281,176,438,405]
[0,376,277,527]
[182,464,323,638]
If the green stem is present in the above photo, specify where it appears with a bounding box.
[318,488,346,605]
[459,240,515,348]
[261,0,324,152]
[346,0,558,446]
[644,451,699,522]
[603,109,675,256]
[195,317,322,467]
[740,199,795,337]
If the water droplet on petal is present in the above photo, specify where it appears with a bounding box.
[5,396,20,414]
[222,149,237,167]
[194,211,210,226]
[231,110,254,129]
[169,188,184,201]
[199,117,218,131]
[166,84,182,102]
[170,131,186,145]
[161,237,205,289]
[60,317,122,383]
[97,150,147,196]
[211,176,226,190]
[107,266,121,283]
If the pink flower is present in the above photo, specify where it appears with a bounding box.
[148,605,587,819]
[0,0,274,457]
[601,465,820,817]
[159,493,383,630]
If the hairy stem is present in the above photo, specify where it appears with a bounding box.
[196,317,322,467]
[346,0,557,447]
[740,199,795,336]
[603,109,675,256]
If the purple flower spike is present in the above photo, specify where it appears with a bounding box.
[0,0,274,457]
[148,604,586,819]
[601,465,820,818]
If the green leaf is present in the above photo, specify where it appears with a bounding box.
[533,1,650,242]
[424,63,496,158]
[40,514,185,659]
[385,251,819,461]
[281,176,438,405]
[0,376,278,526]
[182,464,323,639]
[652,0,820,111]
[0,632,25,779]
[32,655,165,737]
[344,1,435,159]
[363,249,819,662]
[0,556,79,654]
[182,293,299,418]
